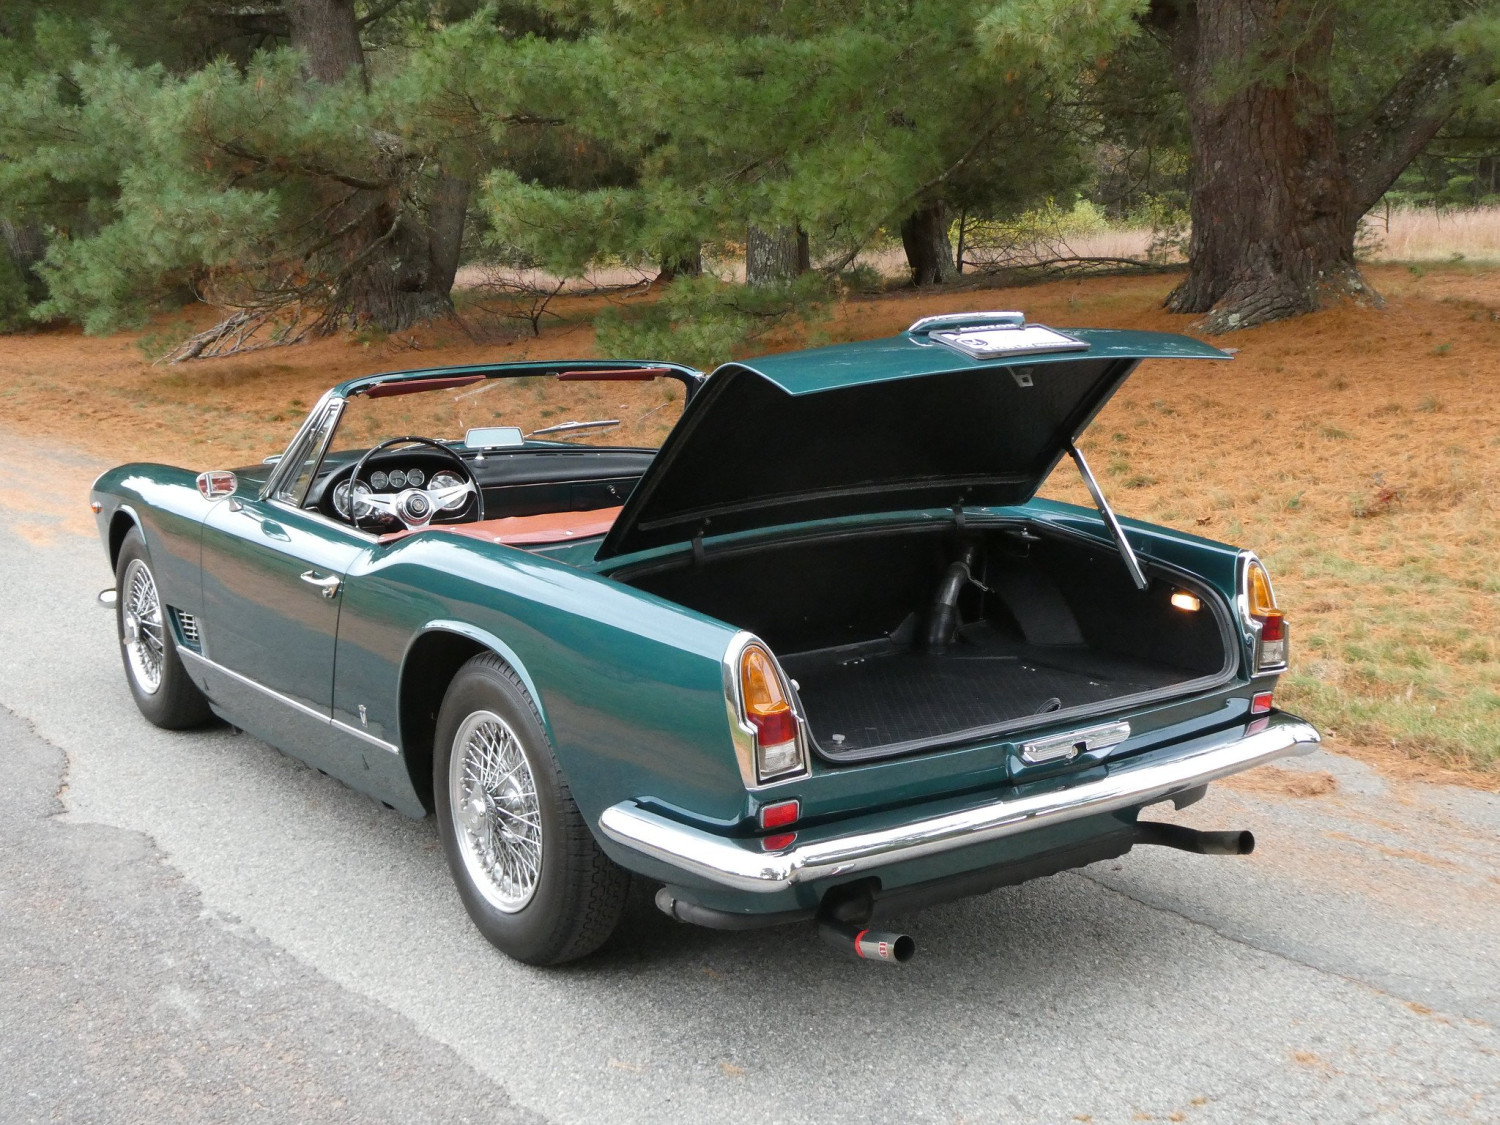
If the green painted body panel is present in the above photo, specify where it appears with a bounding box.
[88,326,1290,921]
[330,532,748,826]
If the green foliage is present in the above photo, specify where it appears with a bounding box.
[5,0,1499,339]
[454,1,1126,276]
[593,274,830,371]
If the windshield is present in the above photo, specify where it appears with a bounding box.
[332,369,689,457]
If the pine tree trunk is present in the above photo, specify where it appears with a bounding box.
[0,218,48,302]
[657,244,703,282]
[1163,0,1370,332]
[746,225,805,286]
[900,202,956,286]
[286,0,464,333]
[426,172,470,296]
[286,0,367,88]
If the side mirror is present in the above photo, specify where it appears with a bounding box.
[196,470,238,500]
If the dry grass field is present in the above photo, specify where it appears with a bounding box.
[0,262,1495,782]
[948,204,1500,268]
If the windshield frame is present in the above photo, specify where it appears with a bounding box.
[263,359,701,508]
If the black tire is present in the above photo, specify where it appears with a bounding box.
[433,653,629,965]
[114,528,213,729]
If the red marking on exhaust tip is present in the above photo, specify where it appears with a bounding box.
[854,928,869,958]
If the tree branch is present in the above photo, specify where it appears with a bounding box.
[216,138,392,191]
[356,0,407,31]
[1342,47,1475,220]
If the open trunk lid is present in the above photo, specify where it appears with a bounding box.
[596,318,1229,561]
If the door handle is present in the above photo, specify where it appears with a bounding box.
[299,570,341,599]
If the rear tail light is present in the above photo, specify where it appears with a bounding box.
[1242,556,1288,671]
[738,642,807,782]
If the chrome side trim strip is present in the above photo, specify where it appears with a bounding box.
[599,713,1320,894]
[331,717,401,754]
[179,649,399,755]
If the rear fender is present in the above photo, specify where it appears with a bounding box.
[335,533,749,830]
[404,620,549,732]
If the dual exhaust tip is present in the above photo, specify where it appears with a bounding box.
[658,820,1254,966]
[816,821,1251,965]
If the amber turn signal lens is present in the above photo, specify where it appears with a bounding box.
[739,644,802,779]
[1246,559,1288,668]
[1246,560,1285,641]
[1247,562,1277,617]
[741,645,795,741]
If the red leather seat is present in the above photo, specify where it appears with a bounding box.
[440,506,623,546]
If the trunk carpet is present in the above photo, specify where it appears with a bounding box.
[787,633,1187,757]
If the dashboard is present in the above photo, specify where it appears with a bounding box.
[305,445,655,525]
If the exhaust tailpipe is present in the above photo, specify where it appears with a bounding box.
[1135,821,1255,856]
[818,919,915,964]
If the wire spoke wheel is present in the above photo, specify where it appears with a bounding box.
[121,558,165,696]
[449,709,543,913]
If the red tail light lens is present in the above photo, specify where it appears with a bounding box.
[739,643,805,781]
[758,799,800,830]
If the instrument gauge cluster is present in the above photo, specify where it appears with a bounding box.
[364,465,433,492]
[335,462,449,520]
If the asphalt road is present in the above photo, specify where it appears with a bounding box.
[1,491,1497,1123]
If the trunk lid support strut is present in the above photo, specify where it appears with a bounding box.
[1068,441,1149,591]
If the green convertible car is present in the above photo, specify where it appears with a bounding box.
[92,311,1319,965]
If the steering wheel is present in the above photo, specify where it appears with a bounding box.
[346,436,484,532]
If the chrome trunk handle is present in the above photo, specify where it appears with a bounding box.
[299,571,341,599]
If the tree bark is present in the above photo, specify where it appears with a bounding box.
[746,225,806,286]
[657,244,703,282]
[0,218,48,303]
[900,202,956,286]
[286,0,367,88]
[282,0,465,333]
[1152,1,1475,334]
[1343,48,1469,220]
[1161,0,1367,332]
[425,172,470,296]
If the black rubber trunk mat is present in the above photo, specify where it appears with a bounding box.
[785,633,1187,756]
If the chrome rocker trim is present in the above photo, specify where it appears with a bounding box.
[599,712,1320,894]
[178,648,399,755]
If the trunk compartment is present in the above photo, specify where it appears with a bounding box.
[620,521,1237,762]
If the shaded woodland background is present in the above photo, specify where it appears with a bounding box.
[2,0,1500,365]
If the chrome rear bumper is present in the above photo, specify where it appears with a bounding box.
[598,712,1320,894]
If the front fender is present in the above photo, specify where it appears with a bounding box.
[91,463,216,617]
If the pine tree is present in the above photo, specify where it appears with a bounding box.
[1140,0,1500,332]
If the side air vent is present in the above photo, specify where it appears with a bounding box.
[173,609,201,648]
